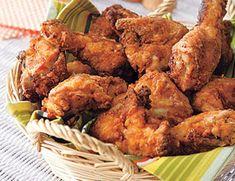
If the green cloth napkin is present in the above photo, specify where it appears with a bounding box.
[7,0,235,180]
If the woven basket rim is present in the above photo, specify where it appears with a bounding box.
[6,0,235,180]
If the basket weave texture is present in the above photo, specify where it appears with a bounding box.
[7,0,235,180]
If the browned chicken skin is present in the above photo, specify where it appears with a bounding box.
[89,4,138,40]
[171,110,235,155]
[42,74,127,118]
[116,17,188,75]
[91,88,172,157]
[67,61,94,75]
[92,86,235,157]
[19,36,68,101]
[41,20,127,75]
[133,71,193,124]
[169,0,227,91]
[193,77,235,112]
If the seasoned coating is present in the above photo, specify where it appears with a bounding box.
[67,61,93,75]
[116,16,188,75]
[171,110,235,154]
[42,74,127,118]
[41,19,127,75]
[133,71,193,124]
[215,21,233,75]
[92,88,235,157]
[193,78,235,112]
[169,0,227,91]
[89,4,138,40]
[19,36,68,101]
[91,88,172,157]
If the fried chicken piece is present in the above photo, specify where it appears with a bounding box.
[171,110,235,154]
[91,88,172,157]
[41,20,127,75]
[42,74,127,118]
[67,61,94,75]
[133,71,193,124]
[193,77,235,112]
[89,4,138,40]
[214,21,233,75]
[115,17,188,75]
[169,0,227,91]
[92,88,235,157]
[19,36,68,101]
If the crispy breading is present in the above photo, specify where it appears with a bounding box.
[41,19,127,75]
[42,74,127,118]
[89,4,138,40]
[133,71,193,124]
[19,36,68,101]
[171,110,235,154]
[91,88,172,157]
[193,77,235,112]
[67,61,94,75]
[169,0,227,91]
[116,16,188,75]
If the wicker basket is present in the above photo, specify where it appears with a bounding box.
[6,0,235,180]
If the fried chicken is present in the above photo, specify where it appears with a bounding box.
[41,19,127,75]
[91,88,172,157]
[169,0,227,91]
[171,110,235,155]
[19,36,68,101]
[67,61,94,76]
[89,4,138,40]
[133,71,193,124]
[215,21,234,75]
[92,85,235,157]
[42,74,127,118]
[115,16,188,75]
[193,77,235,112]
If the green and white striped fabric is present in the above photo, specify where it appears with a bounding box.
[7,0,235,180]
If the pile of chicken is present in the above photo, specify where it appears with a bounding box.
[19,1,235,157]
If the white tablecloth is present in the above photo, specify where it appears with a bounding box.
[0,0,234,181]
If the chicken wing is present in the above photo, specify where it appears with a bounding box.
[169,0,227,91]
[193,77,235,112]
[115,17,188,75]
[133,71,193,124]
[91,88,172,157]
[41,19,127,75]
[67,61,94,75]
[42,74,127,118]
[19,36,68,101]
[89,4,138,40]
[171,110,235,155]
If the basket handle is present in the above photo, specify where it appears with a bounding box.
[149,0,235,19]
[26,119,136,180]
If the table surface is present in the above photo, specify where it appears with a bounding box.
[0,0,234,181]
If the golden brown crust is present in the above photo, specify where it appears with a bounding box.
[91,88,172,157]
[42,74,127,118]
[67,61,94,75]
[19,36,68,101]
[169,0,227,92]
[193,78,235,112]
[171,110,235,154]
[133,71,193,124]
[89,4,138,40]
[116,17,188,75]
[41,19,127,75]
